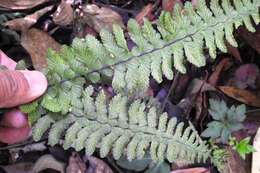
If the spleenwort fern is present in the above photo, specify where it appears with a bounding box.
[19,0,260,165]
[31,87,210,163]
[44,0,259,93]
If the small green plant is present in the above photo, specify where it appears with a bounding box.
[229,137,256,159]
[210,142,228,172]
[201,99,246,143]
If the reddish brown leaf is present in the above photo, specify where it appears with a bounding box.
[238,26,260,54]
[162,0,182,12]
[171,167,210,173]
[223,147,247,173]
[84,156,113,173]
[4,6,53,31]
[0,0,51,10]
[66,152,86,173]
[208,58,232,86]
[226,42,242,62]
[21,28,61,71]
[218,86,260,107]
[135,4,154,25]
[53,0,73,26]
[82,4,125,32]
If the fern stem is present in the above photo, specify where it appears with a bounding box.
[161,71,180,113]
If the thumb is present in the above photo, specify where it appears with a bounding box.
[0,70,47,108]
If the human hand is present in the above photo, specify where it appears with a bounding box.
[0,50,47,144]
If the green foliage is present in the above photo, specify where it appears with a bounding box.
[210,141,228,172]
[201,99,246,143]
[18,0,260,167]
[44,0,260,93]
[31,88,210,163]
[229,137,256,159]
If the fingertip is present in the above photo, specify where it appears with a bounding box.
[21,70,48,100]
[0,126,30,144]
[0,109,28,128]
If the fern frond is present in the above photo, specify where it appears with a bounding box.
[44,0,260,93]
[33,90,210,163]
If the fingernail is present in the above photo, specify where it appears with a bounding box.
[20,70,48,100]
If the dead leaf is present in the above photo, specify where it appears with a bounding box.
[21,28,61,71]
[0,0,51,10]
[223,147,247,173]
[252,127,260,173]
[238,26,260,54]
[84,156,113,173]
[135,4,154,25]
[234,64,259,89]
[66,152,86,173]
[53,0,73,26]
[171,167,210,173]
[226,42,242,62]
[208,58,232,86]
[1,163,34,173]
[82,4,125,32]
[162,0,182,12]
[4,6,53,31]
[185,79,216,97]
[218,86,260,107]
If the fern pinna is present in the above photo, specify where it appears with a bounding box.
[19,0,259,165]
[22,87,210,163]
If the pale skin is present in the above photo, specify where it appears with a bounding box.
[0,50,47,144]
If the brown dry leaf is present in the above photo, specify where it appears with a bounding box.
[252,127,260,173]
[135,3,154,25]
[226,42,242,62]
[4,6,53,31]
[208,58,232,86]
[21,28,61,71]
[66,152,86,173]
[0,163,34,173]
[0,0,51,10]
[238,26,260,54]
[223,147,247,173]
[82,4,125,32]
[53,0,73,26]
[185,79,216,97]
[162,0,182,12]
[218,86,260,107]
[171,167,210,173]
[84,156,113,173]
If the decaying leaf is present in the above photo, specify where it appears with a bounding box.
[82,4,125,32]
[208,58,231,86]
[84,156,113,173]
[223,147,247,173]
[4,6,53,31]
[135,4,154,25]
[252,127,260,173]
[218,86,260,107]
[0,0,51,10]
[21,28,61,71]
[171,167,210,173]
[238,26,260,54]
[185,79,216,97]
[66,152,86,173]
[234,64,259,89]
[226,42,242,62]
[53,0,73,26]
[0,163,34,173]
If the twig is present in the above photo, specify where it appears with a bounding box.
[0,138,47,151]
[161,71,180,112]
